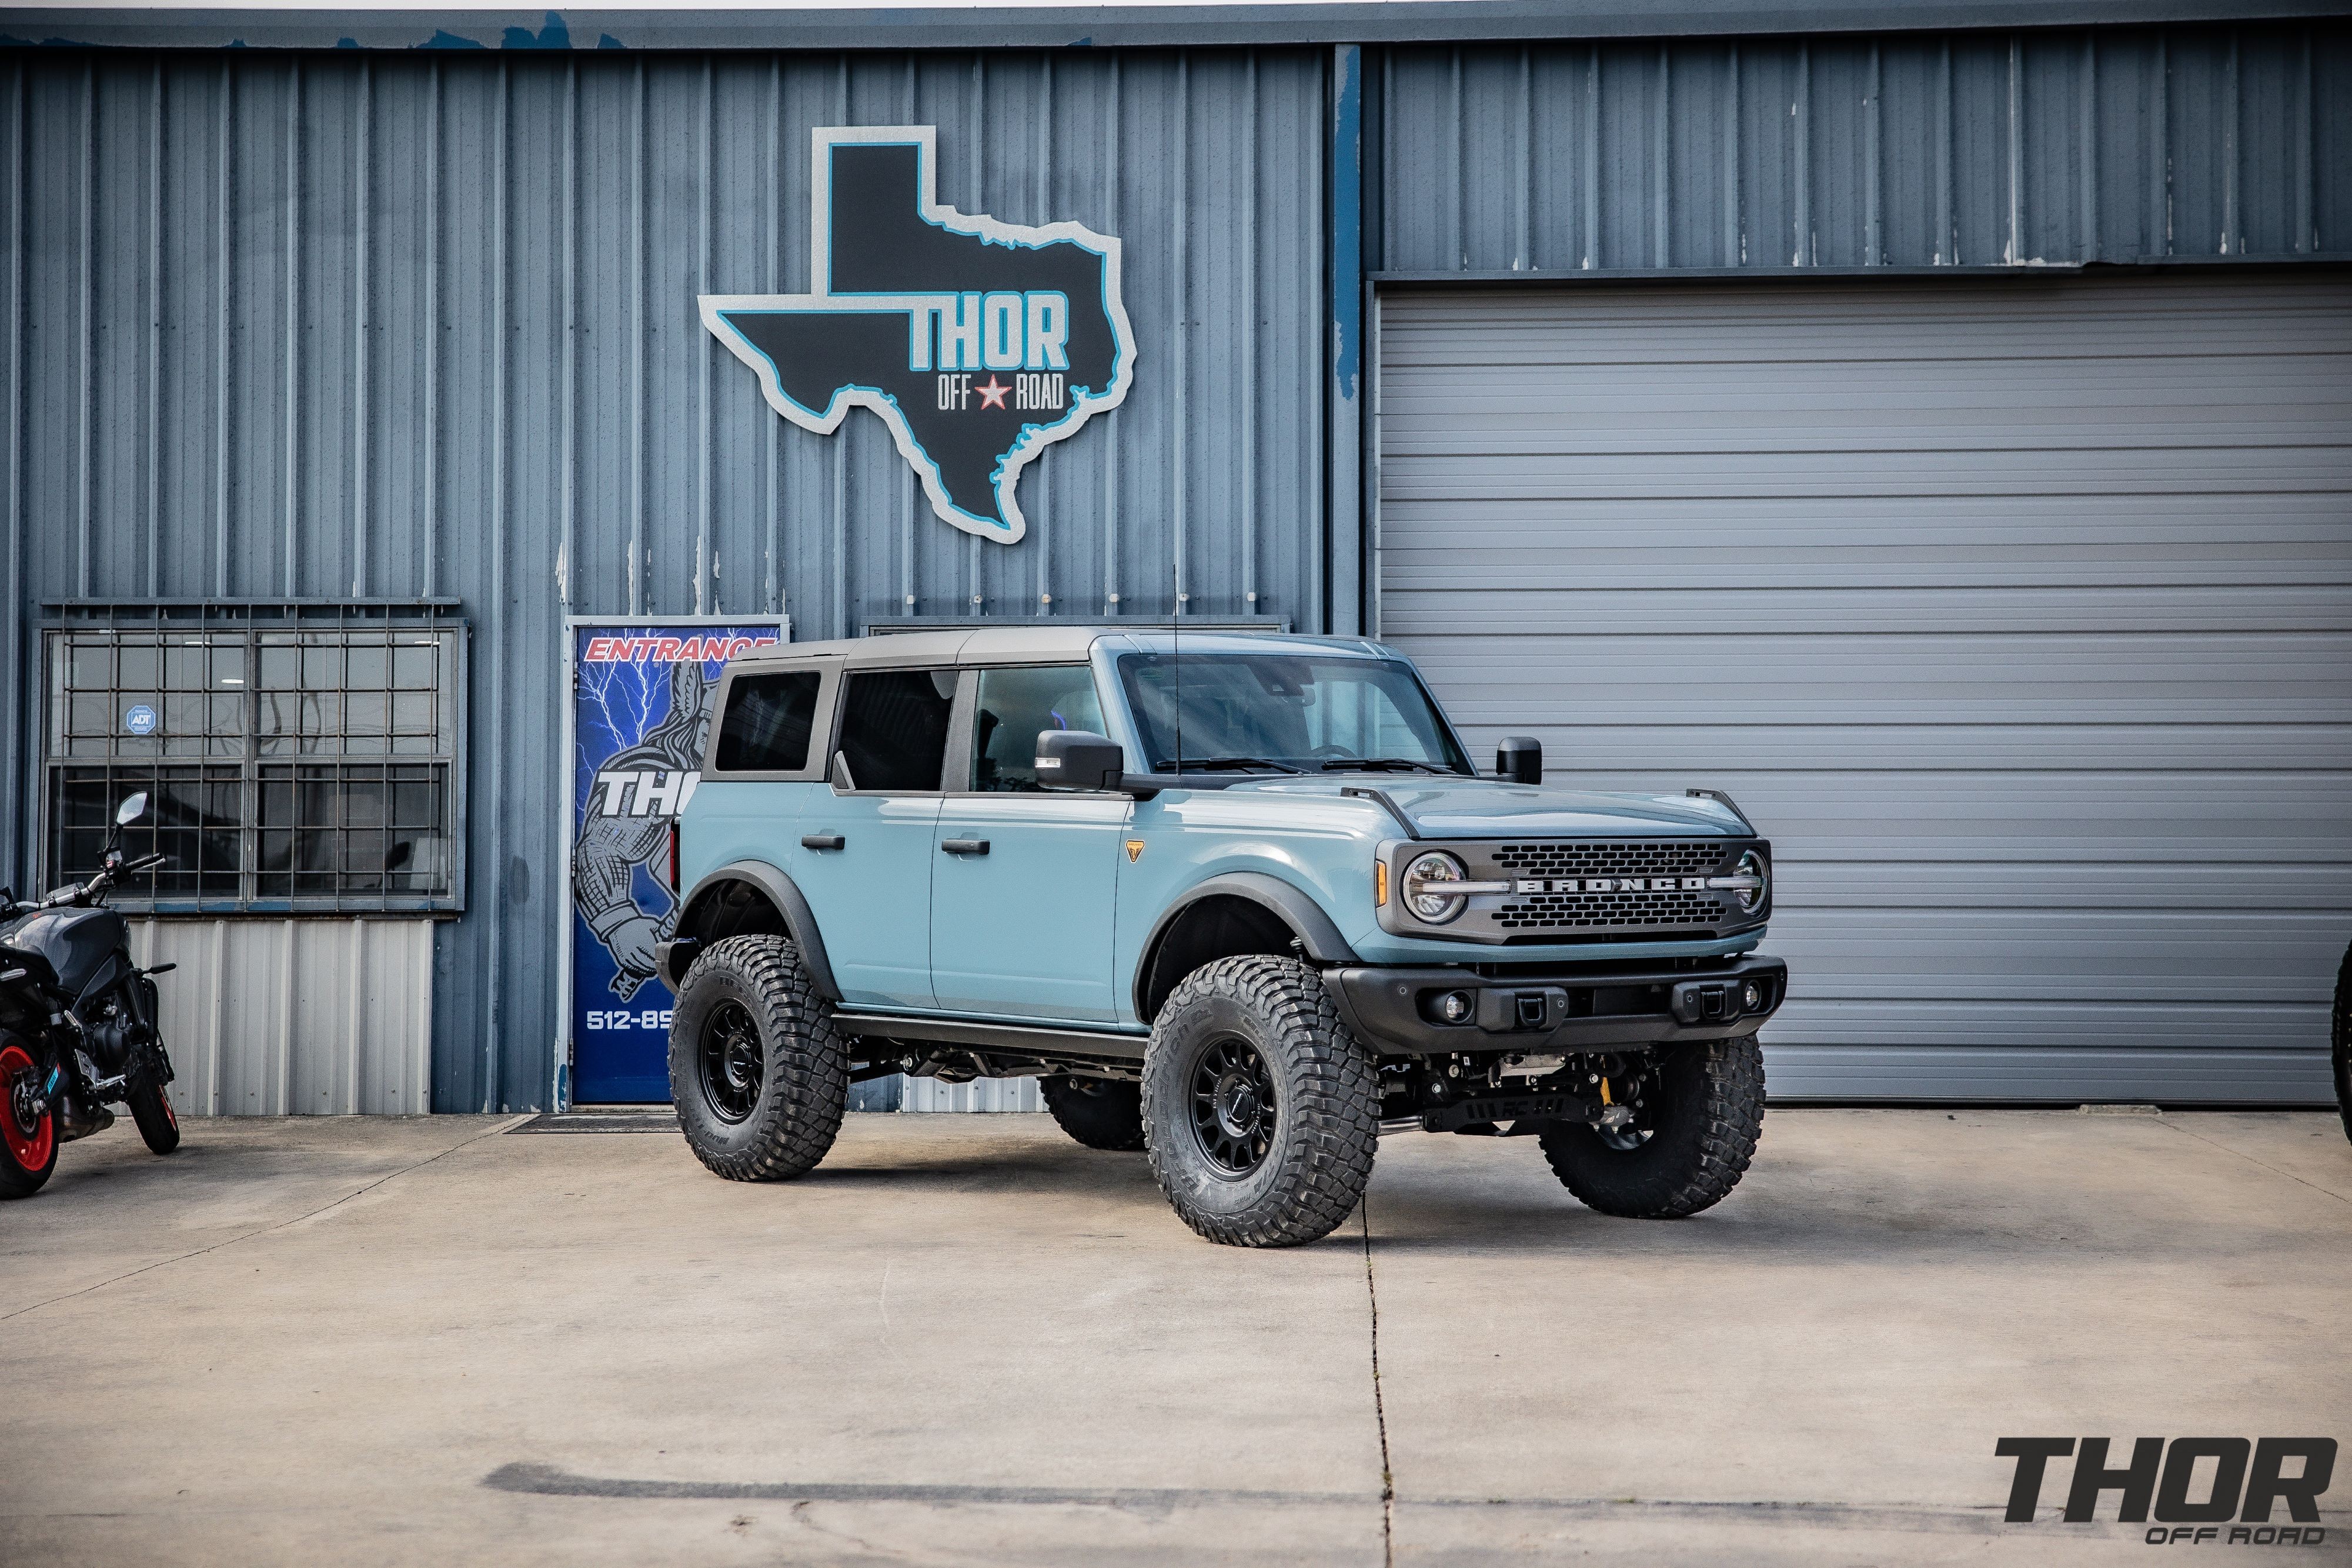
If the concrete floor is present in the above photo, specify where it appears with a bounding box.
[1,1108,2346,1567]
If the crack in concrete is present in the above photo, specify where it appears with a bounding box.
[2157,1116,2352,1209]
[480,1462,2079,1536]
[0,1115,529,1323]
[1359,1195,1395,1568]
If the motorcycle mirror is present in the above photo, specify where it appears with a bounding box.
[116,791,148,825]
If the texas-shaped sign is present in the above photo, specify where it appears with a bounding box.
[701,126,1135,545]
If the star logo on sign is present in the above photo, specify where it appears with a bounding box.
[976,376,1010,410]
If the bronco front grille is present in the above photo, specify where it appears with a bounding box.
[1491,841,1723,880]
[1381,837,1767,945]
[1489,841,1729,934]
[1492,887,1719,932]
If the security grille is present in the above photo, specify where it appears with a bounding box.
[39,601,467,913]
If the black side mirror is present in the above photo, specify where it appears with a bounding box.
[1035,730,1125,791]
[1496,735,1543,785]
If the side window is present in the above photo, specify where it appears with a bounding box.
[836,668,956,792]
[711,671,821,773]
[970,666,1107,791]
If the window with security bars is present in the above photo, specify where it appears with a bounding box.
[41,608,466,912]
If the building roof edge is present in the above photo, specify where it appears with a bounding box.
[1,1,2340,54]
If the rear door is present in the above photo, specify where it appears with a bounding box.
[931,664,1130,1024]
[789,666,956,1010]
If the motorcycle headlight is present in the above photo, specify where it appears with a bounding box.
[1735,849,1768,913]
[1402,851,1469,925]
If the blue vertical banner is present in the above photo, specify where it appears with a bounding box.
[569,622,783,1103]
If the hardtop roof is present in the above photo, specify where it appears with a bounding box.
[731,626,1394,670]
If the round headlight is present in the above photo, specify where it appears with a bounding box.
[1403,851,1469,924]
[1735,849,1768,913]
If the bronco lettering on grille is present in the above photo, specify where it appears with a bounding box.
[1481,841,1742,935]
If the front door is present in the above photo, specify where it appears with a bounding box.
[788,666,956,1011]
[567,620,784,1102]
[931,664,1130,1024]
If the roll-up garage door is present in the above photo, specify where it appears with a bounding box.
[1376,274,2351,1102]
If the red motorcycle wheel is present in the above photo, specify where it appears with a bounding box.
[1,1039,58,1198]
[128,1075,180,1155]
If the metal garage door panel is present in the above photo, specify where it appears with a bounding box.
[1377,273,2352,1101]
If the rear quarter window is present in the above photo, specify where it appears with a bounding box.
[836,668,957,791]
[712,670,822,773]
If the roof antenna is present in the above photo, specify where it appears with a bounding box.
[1171,516,1182,774]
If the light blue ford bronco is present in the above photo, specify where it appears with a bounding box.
[660,627,1783,1247]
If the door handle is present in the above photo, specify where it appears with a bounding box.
[801,833,845,851]
[940,838,990,856]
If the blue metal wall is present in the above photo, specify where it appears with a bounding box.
[4,20,2337,1112]
[0,48,1332,1110]
[1379,24,2351,273]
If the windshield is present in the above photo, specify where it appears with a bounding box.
[1117,652,1472,774]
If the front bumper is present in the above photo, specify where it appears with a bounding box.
[1325,953,1787,1058]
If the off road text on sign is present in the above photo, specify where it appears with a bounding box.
[1997,1437,2335,1547]
[700,125,1135,546]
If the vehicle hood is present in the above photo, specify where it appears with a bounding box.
[1227,778,1752,838]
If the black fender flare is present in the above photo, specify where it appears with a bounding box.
[1131,871,1360,1022]
[662,858,840,1001]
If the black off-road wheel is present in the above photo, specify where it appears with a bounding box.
[2331,940,2350,1145]
[1141,955,1379,1248]
[1040,1075,1147,1151]
[669,935,846,1181]
[1538,1037,1765,1219]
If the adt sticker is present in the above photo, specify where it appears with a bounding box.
[123,704,158,736]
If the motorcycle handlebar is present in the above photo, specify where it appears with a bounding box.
[13,852,172,911]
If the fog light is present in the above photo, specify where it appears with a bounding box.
[1740,981,1765,1012]
[1439,991,1474,1024]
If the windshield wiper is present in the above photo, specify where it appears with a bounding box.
[1172,755,1308,774]
[1319,757,1456,775]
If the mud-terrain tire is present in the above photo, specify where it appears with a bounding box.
[1040,1075,1147,1151]
[1538,1036,1765,1219]
[669,935,846,1181]
[1141,955,1379,1248]
[2332,940,2350,1145]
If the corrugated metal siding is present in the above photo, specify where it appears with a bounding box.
[901,1077,1047,1114]
[1381,24,2352,273]
[1376,273,2352,1102]
[124,916,435,1115]
[0,48,1329,1112]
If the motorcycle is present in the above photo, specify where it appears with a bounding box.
[0,791,181,1197]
